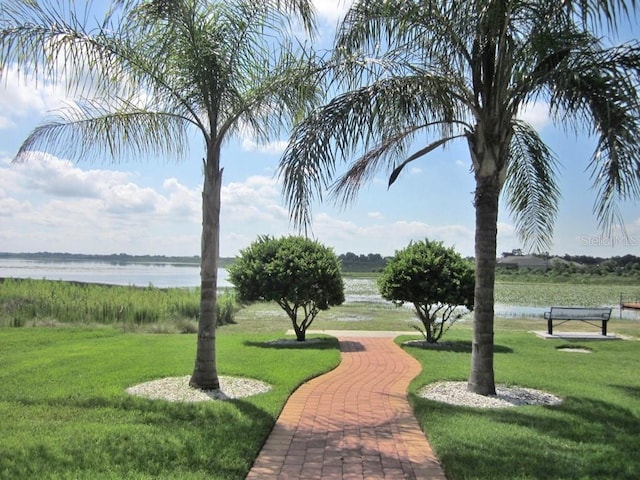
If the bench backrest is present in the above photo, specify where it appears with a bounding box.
[547,307,612,320]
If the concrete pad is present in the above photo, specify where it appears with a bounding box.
[533,331,621,340]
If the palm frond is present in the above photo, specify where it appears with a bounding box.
[13,99,191,165]
[223,44,326,146]
[504,120,560,252]
[332,0,475,95]
[543,41,640,233]
[562,0,637,31]
[0,2,122,99]
[279,73,467,228]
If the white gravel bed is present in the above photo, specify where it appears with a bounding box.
[418,381,563,408]
[126,375,271,402]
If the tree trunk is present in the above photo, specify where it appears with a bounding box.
[292,315,306,341]
[190,148,222,390]
[468,173,500,395]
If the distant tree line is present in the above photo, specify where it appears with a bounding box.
[337,252,389,272]
[560,254,640,269]
[3,251,639,275]
[0,252,202,265]
[498,252,640,281]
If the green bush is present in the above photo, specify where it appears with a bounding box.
[228,235,344,340]
[216,290,238,326]
[378,239,474,343]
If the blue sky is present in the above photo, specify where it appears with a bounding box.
[0,1,638,259]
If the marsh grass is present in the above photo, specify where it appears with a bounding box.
[0,278,238,330]
[495,281,640,307]
[0,328,340,479]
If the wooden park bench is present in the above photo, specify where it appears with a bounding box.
[544,307,612,336]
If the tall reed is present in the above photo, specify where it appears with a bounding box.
[0,278,237,328]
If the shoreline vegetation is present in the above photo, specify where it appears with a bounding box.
[1,277,638,330]
[1,251,639,329]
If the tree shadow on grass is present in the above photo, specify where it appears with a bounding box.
[243,337,339,350]
[404,339,513,353]
[611,384,640,400]
[417,395,640,480]
[1,394,275,480]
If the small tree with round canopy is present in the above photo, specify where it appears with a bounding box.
[228,236,345,341]
[378,239,474,343]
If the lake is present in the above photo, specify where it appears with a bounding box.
[0,258,213,289]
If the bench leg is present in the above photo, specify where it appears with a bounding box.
[602,321,607,336]
[547,319,553,335]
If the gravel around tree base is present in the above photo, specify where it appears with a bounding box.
[126,375,272,402]
[418,381,563,408]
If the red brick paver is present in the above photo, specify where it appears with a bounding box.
[246,333,447,479]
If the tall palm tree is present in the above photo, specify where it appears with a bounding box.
[279,0,640,394]
[0,0,319,389]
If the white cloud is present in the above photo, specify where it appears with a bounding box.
[221,176,288,224]
[0,153,205,255]
[312,214,475,256]
[104,183,160,214]
[368,211,383,219]
[12,152,130,198]
[0,117,15,129]
[0,66,66,123]
[241,137,289,155]
[161,178,200,220]
[518,101,551,131]
[313,0,353,25]
[0,197,32,218]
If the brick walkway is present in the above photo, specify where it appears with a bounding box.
[246,332,447,479]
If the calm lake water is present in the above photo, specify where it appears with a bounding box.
[0,258,215,289]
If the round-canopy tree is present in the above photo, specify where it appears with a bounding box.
[228,236,345,341]
[379,239,474,343]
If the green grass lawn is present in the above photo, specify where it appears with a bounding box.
[405,322,640,480]
[1,279,639,479]
[0,327,340,479]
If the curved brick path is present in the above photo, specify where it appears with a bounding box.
[246,331,447,479]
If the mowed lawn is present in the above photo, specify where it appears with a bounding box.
[0,328,340,480]
[1,305,639,479]
[406,318,640,480]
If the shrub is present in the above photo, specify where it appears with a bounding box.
[228,235,344,340]
[378,239,474,343]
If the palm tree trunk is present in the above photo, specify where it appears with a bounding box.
[190,149,222,390]
[468,173,499,395]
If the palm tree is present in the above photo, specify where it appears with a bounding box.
[279,0,640,394]
[0,0,319,389]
